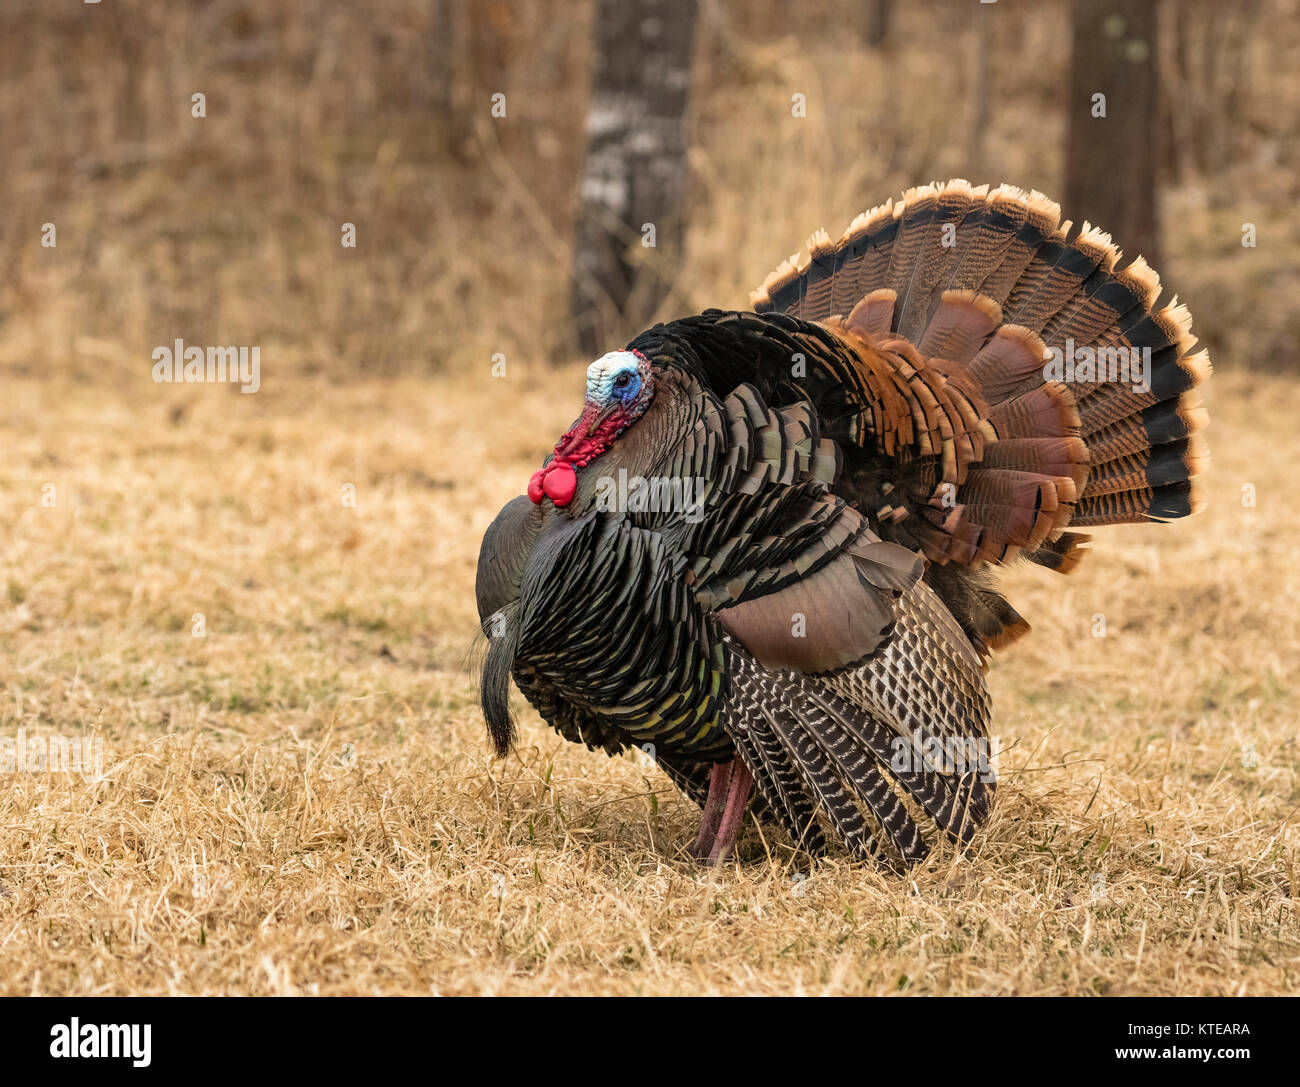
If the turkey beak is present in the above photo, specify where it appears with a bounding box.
[585,402,617,436]
[552,401,616,460]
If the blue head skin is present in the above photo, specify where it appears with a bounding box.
[581,350,654,431]
[560,349,656,449]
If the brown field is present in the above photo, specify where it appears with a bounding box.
[2,1,1298,996]
[1,366,1297,996]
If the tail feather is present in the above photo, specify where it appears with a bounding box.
[892,183,984,343]
[917,290,1002,367]
[750,179,1211,544]
[1023,530,1092,575]
[963,187,1062,307]
[945,185,1030,294]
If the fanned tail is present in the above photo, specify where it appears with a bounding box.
[751,179,1210,546]
[749,179,1211,650]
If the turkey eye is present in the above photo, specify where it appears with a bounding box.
[614,373,631,389]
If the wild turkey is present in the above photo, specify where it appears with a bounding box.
[476,180,1210,867]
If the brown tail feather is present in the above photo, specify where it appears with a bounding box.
[751,179,1210,540]
[749,179,1210,652]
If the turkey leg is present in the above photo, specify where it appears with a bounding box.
[689,761,733,859]
[689,758,752,864]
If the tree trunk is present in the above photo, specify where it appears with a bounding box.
[1065,0,1161,270]
[862,0,892,48]
[429,0,464,156]
[570,0,698,358]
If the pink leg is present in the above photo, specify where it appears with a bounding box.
[705,759,753,865]
[689,761,734,859]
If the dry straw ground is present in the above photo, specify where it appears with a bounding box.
[1,366,1297,996]
[2,1,1299,996]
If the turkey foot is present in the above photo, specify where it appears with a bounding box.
[689,758,752,864]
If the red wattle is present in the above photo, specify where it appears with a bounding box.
[529,402,632,506]
[527,469,547,504]
[542,462,577,506]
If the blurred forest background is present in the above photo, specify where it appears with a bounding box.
[0,0,1294,386]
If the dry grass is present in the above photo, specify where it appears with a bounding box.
[1,367,1297,996]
